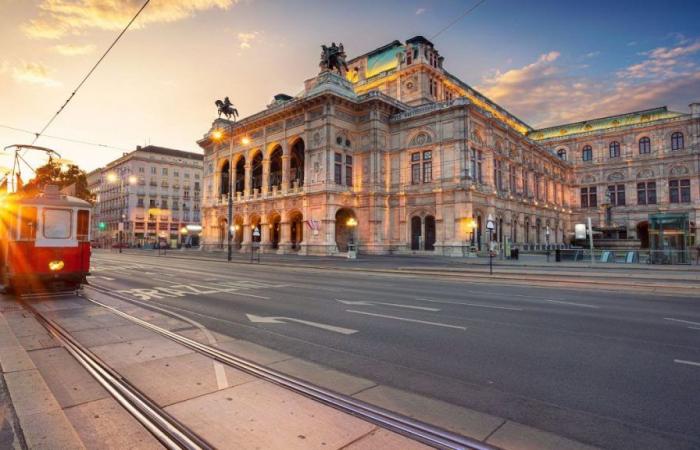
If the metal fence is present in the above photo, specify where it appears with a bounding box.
[556,248,695,265]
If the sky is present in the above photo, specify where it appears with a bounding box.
[1,0,699,174]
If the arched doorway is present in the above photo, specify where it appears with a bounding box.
[290,139,305,187]
[218,218,227,249]
[269,213,281,249]
[636,221,649,248]
[335,208,357,252]
[220,161,230,196]
[269,146,283,191]
[425,215,436,251]
[233,216,243,249]
[289,212,303,250]
[251,152,263,193]
[235,157,245,194]
[410,216,421,250]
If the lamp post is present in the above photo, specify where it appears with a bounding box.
[346,217,358,259]
[486,215,495,275]
[546,225,551,262]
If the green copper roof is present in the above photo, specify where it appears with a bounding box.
[528,107,686,141]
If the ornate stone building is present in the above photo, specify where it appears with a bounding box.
[198,36,699,256]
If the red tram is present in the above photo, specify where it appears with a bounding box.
[0,185,92,293]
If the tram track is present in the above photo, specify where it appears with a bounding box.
[17,291,213,450]
[79,283,499,450]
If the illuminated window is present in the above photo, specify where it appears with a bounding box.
[639,137,651,154]
[19,207,37,240]
[671,132,684,151]
[77,210,90,241]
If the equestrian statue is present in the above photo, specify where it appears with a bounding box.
[215,96,239,121]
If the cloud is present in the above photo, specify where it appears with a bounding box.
[477,43,700,128]
[617,39,700,80]
[237,31,259,49]
[22,0,236,39]
[11,62,61,87]
[52,43,96,56]
[415,8,426,15]
[584,51,600,58]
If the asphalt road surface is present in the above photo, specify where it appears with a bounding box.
[87,251,700,450]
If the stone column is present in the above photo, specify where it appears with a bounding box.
[277,220,291,254]
[282,142,290,193]
[244,163,252,197]
[262,158,270,195]
[261,220,270,253]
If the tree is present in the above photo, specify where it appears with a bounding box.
[21,160,94,203]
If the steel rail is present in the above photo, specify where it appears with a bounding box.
[18,296,212,450]
[81,284,500,450]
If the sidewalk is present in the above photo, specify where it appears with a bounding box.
[0,291,600,450]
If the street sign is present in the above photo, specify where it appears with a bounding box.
[252,228,261,237]
[574,223,587,239]
[486,220,495,230]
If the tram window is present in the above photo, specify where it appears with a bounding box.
[77,210,90,241]
[19,207,37,240]
[43,208,72,239]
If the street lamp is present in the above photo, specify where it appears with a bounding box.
[212,119,240,262]
[546,226,551,262]
[486,214,495,275]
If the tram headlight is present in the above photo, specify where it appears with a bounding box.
[48,260,65,271]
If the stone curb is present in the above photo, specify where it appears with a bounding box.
[0,311,86,450]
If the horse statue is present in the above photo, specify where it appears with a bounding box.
[320,42,348,76]
[215,96,239,121]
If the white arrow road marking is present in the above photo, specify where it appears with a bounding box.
[665,318,700,327]
[415,297,522,311]
[245,314,358,335]
[674,359,700,367]
[346,310,466,330]
[336,299,440,311]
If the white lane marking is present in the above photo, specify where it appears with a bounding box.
[90,285,229,390]
[336,299,440,311]
[346,310,466,330]
[99,276,115,281]
[689,327,700,331]
[415,297,522,311]
[543,299,599,309]
[225,291,270,299]
[245,313,358,335]
[674,359,700,367]
[665,317,700,327]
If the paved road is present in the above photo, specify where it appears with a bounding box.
[88,251,700,450]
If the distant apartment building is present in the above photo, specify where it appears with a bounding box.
[92,145,204,246]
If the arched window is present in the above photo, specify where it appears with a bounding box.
[609,141,620,158]
[582,145,592,162]
[557,148,567,161]
[639,137,651,154]
[671,132,684,151]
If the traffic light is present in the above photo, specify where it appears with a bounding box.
[98,221,106,230]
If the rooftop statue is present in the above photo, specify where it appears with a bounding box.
[215,96,239,121]
[320,42,348,77]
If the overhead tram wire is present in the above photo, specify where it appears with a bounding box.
[430,0,488,41]
[0,124,129,152]
[30,0,151,146]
